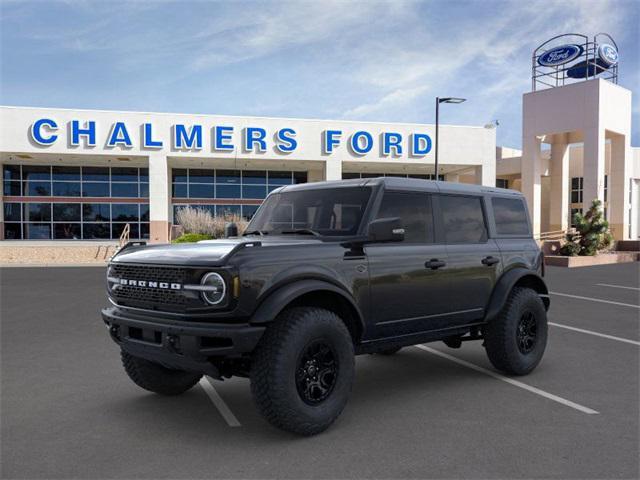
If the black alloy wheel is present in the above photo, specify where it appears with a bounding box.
[296,340,338,405]
[516,311,538,354]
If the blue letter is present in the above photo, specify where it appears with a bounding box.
[30,118,58,145]
[244,127,267,152]
[71,120,96,146]
[107,122,132,148]
[350,131,373,155]
[275,128,297,153]
[214,126,234,151]
[143,123,163,148]
[383,132,403,156]
[173,124,202,149]
[411,133,432,156]
[323,130,342,154]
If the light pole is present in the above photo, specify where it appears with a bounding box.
[435,97,466,180]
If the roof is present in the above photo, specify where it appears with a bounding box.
[278,177,523,197]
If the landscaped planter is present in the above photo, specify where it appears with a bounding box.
[545,252,639,268]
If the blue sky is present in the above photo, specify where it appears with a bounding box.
[1,0,638,148]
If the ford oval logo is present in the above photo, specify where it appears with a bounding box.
[598,43,618,66]
[538,44,583,67]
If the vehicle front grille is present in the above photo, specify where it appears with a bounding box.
[109,264,195,311]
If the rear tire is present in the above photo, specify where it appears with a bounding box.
[484,287,547,376]
[250,307,355,436]
[121,350,202,395]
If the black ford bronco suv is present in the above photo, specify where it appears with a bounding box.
[102,178,549,435]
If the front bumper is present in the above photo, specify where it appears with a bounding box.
[102,306,265,378]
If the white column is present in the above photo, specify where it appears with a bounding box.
[474,161,496,187]
[522,135,543,236]
[609,134,631,240]
[549,135,570,232]
[324,159,342,181]
[582,126,606,210]
[148,153,170,243]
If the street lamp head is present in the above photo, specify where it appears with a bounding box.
[438,97,466,104]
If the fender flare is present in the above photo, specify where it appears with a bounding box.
[250,278,365,332]
[484,268,549,322]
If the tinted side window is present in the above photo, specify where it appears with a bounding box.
[492,197,530,235]
[440,195,487,243]
[376,191,433,243]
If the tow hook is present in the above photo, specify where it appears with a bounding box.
[108,324,121,342]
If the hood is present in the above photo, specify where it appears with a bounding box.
[111,236,323,266]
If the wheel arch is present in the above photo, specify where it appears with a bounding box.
[250,279,365,344]
[485,268,549,322]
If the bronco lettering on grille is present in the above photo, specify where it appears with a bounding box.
[119,278,182,290]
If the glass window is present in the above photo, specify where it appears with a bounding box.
[22,165,50,181]
[570,177,583,203]
[242,204,259,220]
[293,171,308,184]
[54,223,81,239]
[375,191,433,243]
[4,202,22,221]
[242,170,266,184]
[408,174,429,179]
[496,179,509,189]
[248,187,371,236]
[140,183,149,197]
[112,223,138,240]
[216,170,240,184]
[189,169,215,183]
[3,164,21,181]
[26,181,51,196]
[216,184,241,199]
[25,203,51,222]
[112,204,139,221]
[52,182,81,197]
[3,181,21,196]
[140,204,150,221]
[83,223,110,239]
[492,198,530,236]
[24,223,51,239]
[217,205,241,217]
[172,183,187,198]
[82,167,109,182]
[140,223,150,239]
[53,203,81,222]
[342,173,361,180]
[172,168,188,183]
[242,185,267,199]
[83,203,110,221]
[440,195,487,244]
[110,167,138,182]
[82,182,110,197]
[4,223,22,239]
[111,183,139,197]
[139,168,149,182]
[188,183,215,199]
[268,171,293,185]
[52,166,80,181]
[570,208,582,228]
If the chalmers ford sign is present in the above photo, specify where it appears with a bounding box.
[29,118,434,157]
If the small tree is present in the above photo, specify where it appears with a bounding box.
[560,199,613,256]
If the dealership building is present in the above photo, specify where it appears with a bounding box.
[0,34,638,244]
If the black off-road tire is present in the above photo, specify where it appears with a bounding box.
[250,307,355,436]
[121,350,202,395]
[484,287,548,376]
[377,346,402,355]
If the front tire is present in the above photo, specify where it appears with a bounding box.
[484,287,548,376]
[121,350,202,395]
[250,307,355,436]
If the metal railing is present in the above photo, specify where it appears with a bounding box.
[118,223,131,248]
[534,228,576,241]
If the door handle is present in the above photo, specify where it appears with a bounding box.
[425,259,446,270]
[482,256,500,266]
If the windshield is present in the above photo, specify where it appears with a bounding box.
[246,187,372,237]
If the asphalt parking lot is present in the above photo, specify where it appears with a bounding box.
[1,263,639,479]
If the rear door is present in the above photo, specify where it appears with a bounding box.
[365,190,451,339]
[436,194,502,325]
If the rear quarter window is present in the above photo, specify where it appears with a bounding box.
[492,197,531,236]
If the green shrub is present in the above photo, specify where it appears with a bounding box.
[559,199,613,256]
[172,233,213,243]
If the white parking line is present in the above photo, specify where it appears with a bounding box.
[199,377,241,427]
[596,283,640,292]
[415,345,599,415]
[550,291,640,309]
[549,322,640,346]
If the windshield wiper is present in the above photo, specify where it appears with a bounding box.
[243,230,269,236]
[280,228,321,237]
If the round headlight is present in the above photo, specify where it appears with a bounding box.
[201,272,226,305]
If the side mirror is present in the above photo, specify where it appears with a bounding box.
[224,222,238,238]
[367,217,405,243]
